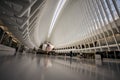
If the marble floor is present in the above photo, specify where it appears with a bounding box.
[0,53,120,80]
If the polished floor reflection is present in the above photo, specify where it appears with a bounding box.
[0,53,120,80]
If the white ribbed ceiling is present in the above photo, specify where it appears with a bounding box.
[48,0,83,47]
[0,0,84,48]
[32,0,83,48]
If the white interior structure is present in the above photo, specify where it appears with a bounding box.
[0,0,120,52]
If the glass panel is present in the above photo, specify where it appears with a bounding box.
[109,0,119,20]
[116,0,120,12]
[103,0,113,22]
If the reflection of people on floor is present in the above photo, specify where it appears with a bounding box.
[36,57,41,66]
[70,57,72,64]
[44,56,52,68]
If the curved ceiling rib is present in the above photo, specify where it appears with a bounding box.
[47,0,66,39]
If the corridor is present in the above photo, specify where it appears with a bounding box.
[0,0,120,80]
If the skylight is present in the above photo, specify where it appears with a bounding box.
[48,0,66,39]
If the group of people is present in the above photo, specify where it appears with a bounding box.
[14,45,25,55]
